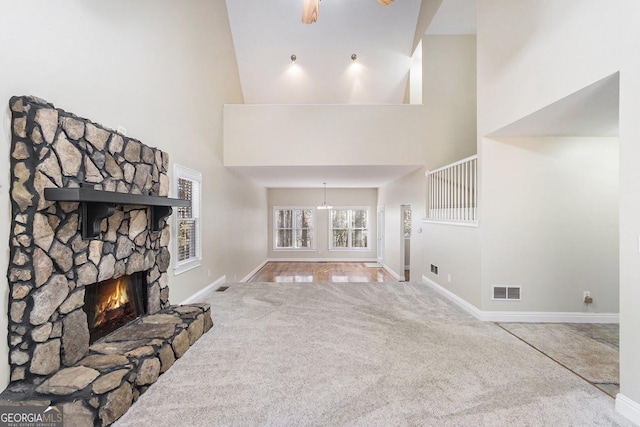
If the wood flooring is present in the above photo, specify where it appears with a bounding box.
[248,262,398,283]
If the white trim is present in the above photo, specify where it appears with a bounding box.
[173,259,200,276]
[273,248,317,252]
[382,263,403,281]
[240,259,269,282]
[273,206,316,250]
[422,275,619,323]
[377,205,385,266]
[328,206,371,250]
[267,257,378,263]
[173,164,203,275]
[328,248,371,252]
[422,275,484,319]
[426,154,478,175]
[481,311,618,323]
[181,275,227,304]
[422,219,479,228]
[616,393,640,425]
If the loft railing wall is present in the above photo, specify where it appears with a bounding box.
[425,155,478,224]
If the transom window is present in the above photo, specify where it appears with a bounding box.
[274,207,314,249]
[330,208,369,249]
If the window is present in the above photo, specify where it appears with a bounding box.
[274,207,314,249]
[173,164,202,274]
[403,207,412,238]
[330,208,369,249]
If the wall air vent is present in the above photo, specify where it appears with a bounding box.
[430,264,439,276]
[493,286,521,301]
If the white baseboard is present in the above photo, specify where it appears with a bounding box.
[481,311,619,323]
[422,275,483,318]
[616,393,640,425]
[422,275,619,323]
[383,264,403,282]
[240,260,269,282]
[181,275,227,304]
[267,257,378,263]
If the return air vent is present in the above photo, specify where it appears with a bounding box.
[430,264,439,276]
[493,286,521,301]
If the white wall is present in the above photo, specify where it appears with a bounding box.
[0,0,267,388]
[377,168,426,281]
[481,137,619,312]
[415,33,480,298]
[476,0,640,414]
[422,35,477,170]
[268,188,378,261]
[422,224,481,307]
[223,36,475,172]
[409,40,423,105]
[224,104,427,168]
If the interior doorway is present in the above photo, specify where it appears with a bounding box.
[401,204,411,282]
[377,206,385,266]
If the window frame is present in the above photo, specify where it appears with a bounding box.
[273,206,316,251]
[328,207,371,251]
[172,164,202,275]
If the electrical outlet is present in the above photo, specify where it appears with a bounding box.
[447,274,451,283]
[583,291,591,299]
[583,291,593,304]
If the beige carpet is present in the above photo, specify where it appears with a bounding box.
[114,282,632,426]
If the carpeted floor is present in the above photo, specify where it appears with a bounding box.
[114,282,632,426]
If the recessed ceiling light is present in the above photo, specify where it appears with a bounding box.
[351,54,357,62]
[290,54,297,63]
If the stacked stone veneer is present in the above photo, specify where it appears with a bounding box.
[3,96,212,425]
[2,303,212,426]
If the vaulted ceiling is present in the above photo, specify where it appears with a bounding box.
[224,0,477,187]
[226,0,423,104]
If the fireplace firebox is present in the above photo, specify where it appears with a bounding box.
[83,272,148,343]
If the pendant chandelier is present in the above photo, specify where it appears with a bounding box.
[317,183,333,210]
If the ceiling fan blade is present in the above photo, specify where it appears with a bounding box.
[378,0,395,5]
[302,0,320,24]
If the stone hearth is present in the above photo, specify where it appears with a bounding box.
[3,96,212,426]
[1,304,212,426]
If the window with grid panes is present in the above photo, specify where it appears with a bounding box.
[173,165,202,274]
[274,207,314,249]
[330,208,369,249]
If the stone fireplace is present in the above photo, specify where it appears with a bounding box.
[84,272,147,343]
[2,96,212,426]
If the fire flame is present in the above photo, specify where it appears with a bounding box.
[92,277,130,327]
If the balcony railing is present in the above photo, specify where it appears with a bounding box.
[426,155,477,224]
